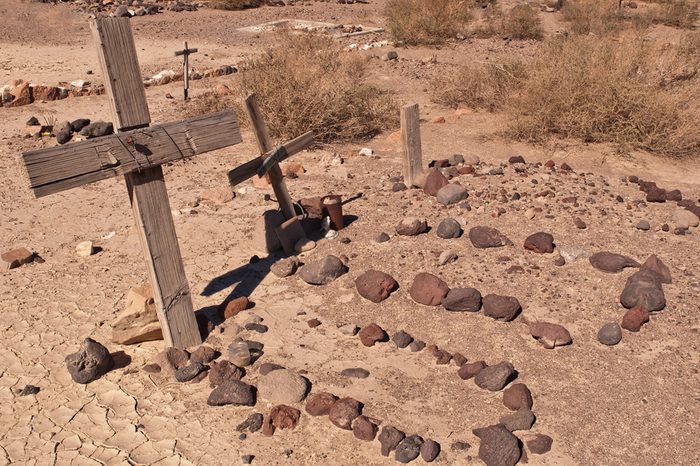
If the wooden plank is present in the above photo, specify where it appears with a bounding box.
[92,17,201,349]
[401,103,423,187]
[227,130,315,187]
[23,111,242,197]
[90,18,150,131]
[243,94,296,220]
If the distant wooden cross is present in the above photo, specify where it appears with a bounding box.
[175,41,197,100]
[20,18,313,349]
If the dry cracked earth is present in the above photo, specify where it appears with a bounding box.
[2,1,700,466]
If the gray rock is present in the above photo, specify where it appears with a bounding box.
[436,218,462,239]
[70,118,90,132]
[340,367,370,379]
[228,340,252,367]
[597,322,622,346]
[236,413,264,433]
[379,426,406,456]
[65,338,114,384]
[207,380,256,406]
[482,294,521,321]
[338,323,359,336]
[437,184,468,206]
[589,252,640,273]
[375,232,391,243]
[257,369,309,404]
[474,362,515,391]
[175,361,207,382]
[395,218,428,236]
[392,330,413,348]
[499,408,535,432]
[80,121,113,139]
[641,254,672,284]
[420,439,440,462]
[438,250,458,266]
[395,435,424,463]
[270,257,299,278]
[442,288,482,312]
[636,220,651,231]
[115,5,131,17]
[299,255,348,285]
[473,424,521,466]
[620,269,666,311]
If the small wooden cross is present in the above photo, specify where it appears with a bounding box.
[20,18,314,349]
[174,41,197,100]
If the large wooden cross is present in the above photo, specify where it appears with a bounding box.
[20,18,313,349]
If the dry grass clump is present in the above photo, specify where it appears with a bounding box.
[561,0,631,35]
[384,0,476,45]
[430,62,527,111]
[647,0,699,29]
[501,4,544,40]
[233,34,397,143]
[208,0,263,10]
[508,34,700,158]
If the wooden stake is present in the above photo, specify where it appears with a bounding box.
[243,94,297,220]
[175,41,198,101]
[92,18,201,349]
[401,103,423,187]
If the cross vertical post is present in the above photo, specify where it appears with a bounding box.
[175,41,197,101]
[401,103,423,187]
[91,18,202,349]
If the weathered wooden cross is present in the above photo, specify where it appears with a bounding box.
[174,41,197,100]
[20,17,313,349]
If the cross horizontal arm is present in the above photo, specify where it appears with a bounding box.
[22,110,242,198]
[175,48,198,56]
[227,131,315,187]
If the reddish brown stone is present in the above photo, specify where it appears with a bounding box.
[423,169,449,196]
[307,318,322,328]
[352,415,378,441]
[621,306,650,332]
[358,323,388,347]
[208,360,244,386]
[269,405,300,430]
[458,361,486,380]
[328,397,362,430]
[503,383,533,411]
[9,81,32,107]
[527,434,553,454]
[410,272,450,306]
[523,232,555,254]
[355,270,398,303]
[1,247,34,270]
[305,392,338,416]
[219,296,250,320]
[434,350,452,365]
[453,352,467,367]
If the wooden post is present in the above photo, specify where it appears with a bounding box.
[92,18,201,349]
[401,103,423,188]
[175,41,198,101]
[243,94,297,220]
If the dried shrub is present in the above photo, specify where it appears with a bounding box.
[208,0,263,10]
[507,34,700,158]
[501,5,544,40]
[385,0,476,45]
[561,0,630,35]
[647,0,699,29]
[234,34,397,143]
[430,62,527,111]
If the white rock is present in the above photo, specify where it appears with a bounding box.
[525,208,536,220]
[76,241,95,257]
[359,148,374,156]
[672,209,699,229]
[438,250,458,266]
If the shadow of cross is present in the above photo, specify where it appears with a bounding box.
[19,17,247,349]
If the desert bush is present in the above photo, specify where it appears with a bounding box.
[431,62,527,111]
[229,34,397,143]
[647,0,699,29]
[561,0,630,35]
[385,0,476,45]
[507,34,700,158]
[501,4,544,40]
[208,0,263,9]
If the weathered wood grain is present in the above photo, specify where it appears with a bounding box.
[227,130,315,188]
[23,111,241,198]
[243,94,296,220]
[401,103,423,187]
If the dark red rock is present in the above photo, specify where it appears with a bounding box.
[442,287,482,312]
[589,252,640,273]
[646,187,666,203]
[307,318,322,328]
[305,392,338,416]
[544,160,555,168]
[355,270,399,303]
[482,294,522,321]
[209,360,244,386]
[358,323,389,347]
[502,383,533,411]
[379,426,406,457]
[458,361,486,380]
[473,424,521,466]
[423,169,449,196]
[620,269,666,311]
[352,415,378,441]
[262,415,275,436]
[527,434,553,454]
[508,156,525,164]
[574,217,587,229]
[621,306,650,332]
[269,405,300,430]
[665,189,682,202]
[434,350,452,365]
[453,352,467,367]
[410,272,450,306]
[395,217,429,236]
[328,397,362,430]
[469,226,512,248]
[421,439,441,462]
[474,362,515,391]
[523,232,554,254]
